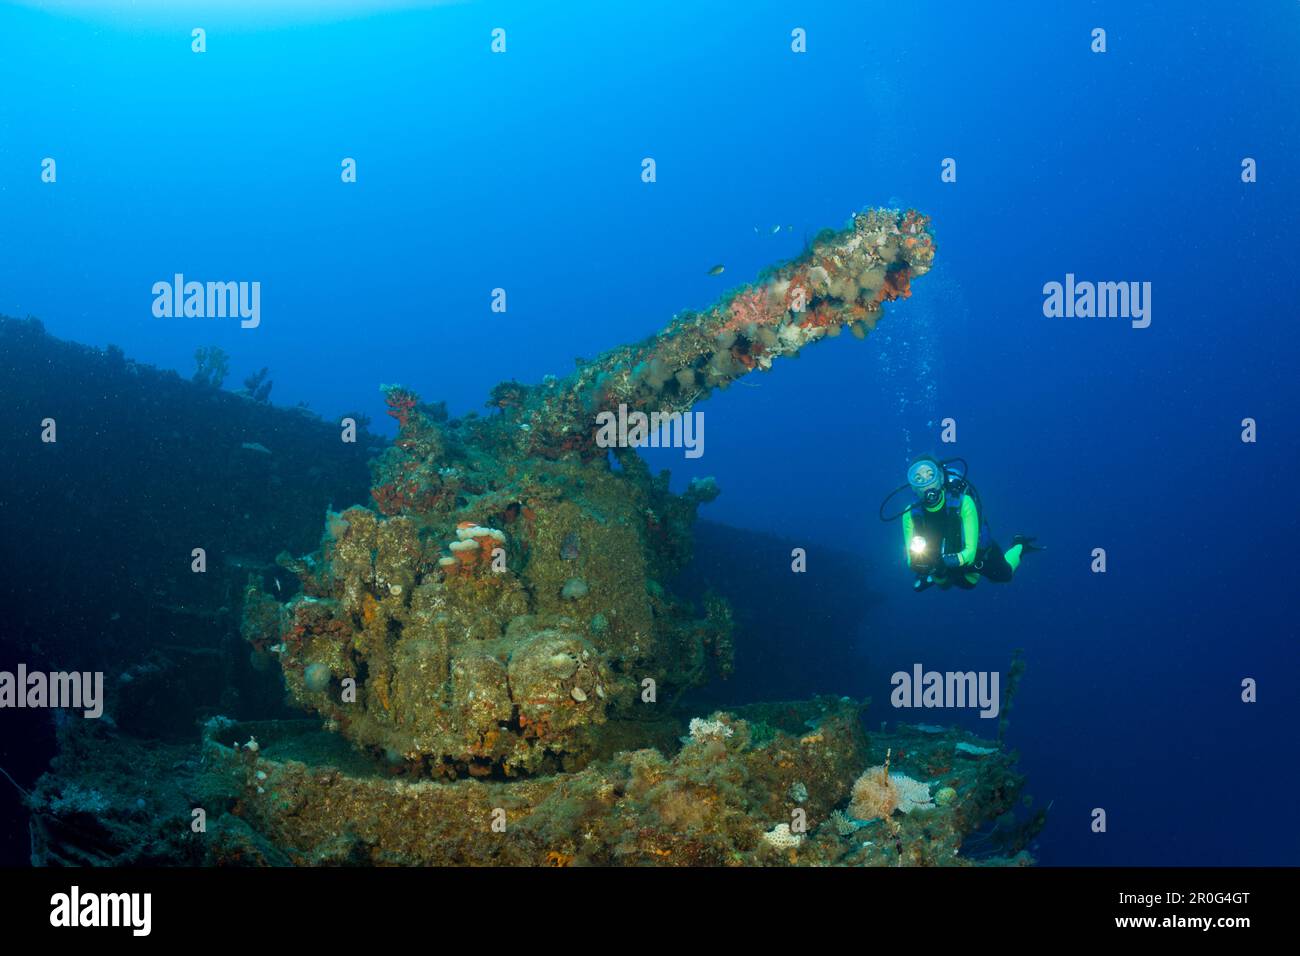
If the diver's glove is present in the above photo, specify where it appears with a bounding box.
[941,553,963,570]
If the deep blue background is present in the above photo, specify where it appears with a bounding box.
[2,0,1297,865]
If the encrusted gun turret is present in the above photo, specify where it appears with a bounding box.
[242,207,935,778]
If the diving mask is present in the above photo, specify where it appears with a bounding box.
[907,458,945,508]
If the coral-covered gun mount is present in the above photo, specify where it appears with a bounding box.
[241,208,937,779]
[28,699,1041,866]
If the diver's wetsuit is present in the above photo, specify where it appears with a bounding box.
[901,490,1024,589]
[972,542,1017,583]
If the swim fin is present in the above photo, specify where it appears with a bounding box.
[1011,534,1045,553]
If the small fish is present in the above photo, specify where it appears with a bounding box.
[707,264,725,276]
[771,225,781,234]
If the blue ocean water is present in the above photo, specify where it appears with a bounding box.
[1,1,1297,865]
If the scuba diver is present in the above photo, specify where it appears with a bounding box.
[879,456,1044,592]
